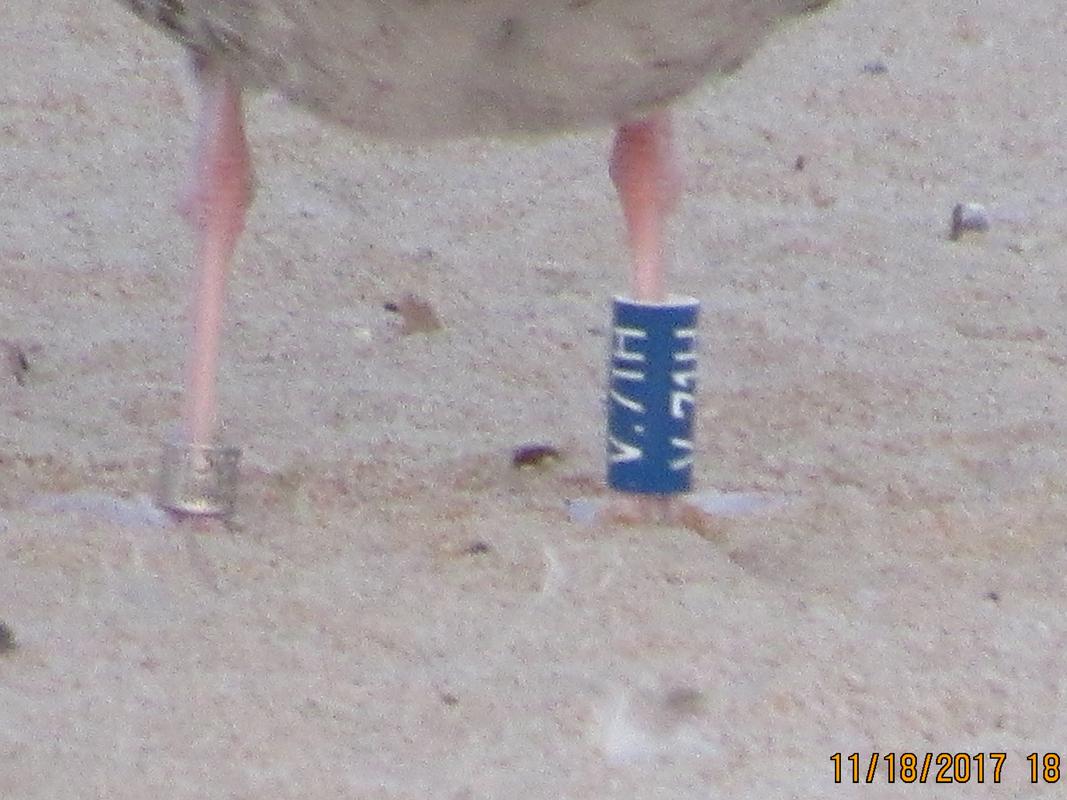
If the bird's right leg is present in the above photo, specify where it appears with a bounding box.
[158,56,253,518]
[179,57,254,449]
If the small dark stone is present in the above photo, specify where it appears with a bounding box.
[441,692,460,706]
[512,443,562,469]
[464,540,491,556]
[985,590,1000,603]
[3,342,29,386]
[862,60,888,75]
[663,687,707,717]
[383,294,443,334]
[949,202,990,241]
[0,621,16,653]
[794,154,806,171]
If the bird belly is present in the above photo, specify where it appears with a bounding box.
[126,0,826,138]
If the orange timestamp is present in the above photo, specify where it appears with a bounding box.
[830,752,1062,784]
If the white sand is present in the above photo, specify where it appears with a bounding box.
[3,0,1066,797]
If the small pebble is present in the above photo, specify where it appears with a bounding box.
[949,202,990,241]
[862,59,888,75]
[0,621,15,654]
[662,687,707,717]
[464,540,492,556]
[2,341,29,385]
[512,443,562,469]
[384,293,443,334]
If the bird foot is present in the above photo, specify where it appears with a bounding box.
[567,490,785,534]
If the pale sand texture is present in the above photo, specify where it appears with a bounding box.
[3,1,1067,797]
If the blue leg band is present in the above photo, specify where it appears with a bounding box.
[607,296,699,494]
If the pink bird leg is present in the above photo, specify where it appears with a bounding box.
[583,111,779,531]
[178,61,253,450]
[610,110,682,303]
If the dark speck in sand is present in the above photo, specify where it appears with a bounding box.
[384,293,443,334]
[662,686,707,718]
[3,341,30,385]
[464,540,492,556]
[0,621,16,654]
[512,443,562,469]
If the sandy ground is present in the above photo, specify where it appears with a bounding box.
[3,0,1067,797]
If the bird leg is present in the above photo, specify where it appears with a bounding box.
[156,59,251,519]
[609,110,682,303]
[566,110,738,534]
[587,111,784,532]
[178,60,253,449]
